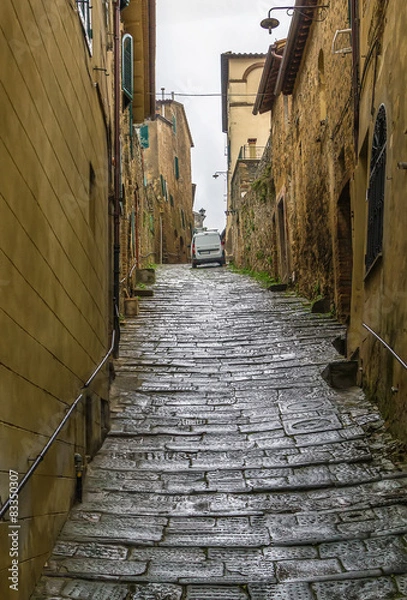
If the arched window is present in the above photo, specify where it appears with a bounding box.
[122,34,134,103]
[366,104,387,272]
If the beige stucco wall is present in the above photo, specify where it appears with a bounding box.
[0,0,112,596]
[227,58,269,173]
[349,0,407,440]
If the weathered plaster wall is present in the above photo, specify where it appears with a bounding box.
[232,143,277,274]
[349,0,407,440]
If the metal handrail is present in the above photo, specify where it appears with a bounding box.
[238,144,265,161]
[0,324,117,520]
[363,322,407,371]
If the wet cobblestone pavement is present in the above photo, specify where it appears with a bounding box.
[33,265,407,599]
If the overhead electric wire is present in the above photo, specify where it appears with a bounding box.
[154,91,265,98]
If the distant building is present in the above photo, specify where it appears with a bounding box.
[220,52,270,261]
[142,100,195,263]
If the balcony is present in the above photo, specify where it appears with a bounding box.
[238,144,265,161]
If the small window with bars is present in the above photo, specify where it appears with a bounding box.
[76,0,92,51]
[365,104,387,273]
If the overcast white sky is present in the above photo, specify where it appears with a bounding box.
[156,1,291,231]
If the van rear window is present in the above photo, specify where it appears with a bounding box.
[199,233,219,244]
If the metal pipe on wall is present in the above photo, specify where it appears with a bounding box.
[113,0,121,357]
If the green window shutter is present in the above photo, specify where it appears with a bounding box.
[122,34,133,100]
[174,156,179,180]
[172,115,177,133]
[160,175,168,200]
[139,124,149,149]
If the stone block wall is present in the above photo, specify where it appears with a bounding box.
[0,1,112,596]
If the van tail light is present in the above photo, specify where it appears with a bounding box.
[192,243,196,254]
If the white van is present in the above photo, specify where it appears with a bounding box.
[191,230,225,268]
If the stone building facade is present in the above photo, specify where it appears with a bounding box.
[251,0,355,318]
[142,100,195,264]
[348,0,407,440]
[0,1,155,596]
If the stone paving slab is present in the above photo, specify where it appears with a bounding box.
[31,265,407,599]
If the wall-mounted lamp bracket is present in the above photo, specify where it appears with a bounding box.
[261,4,330,33]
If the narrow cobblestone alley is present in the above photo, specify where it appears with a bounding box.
[32,265,407,599]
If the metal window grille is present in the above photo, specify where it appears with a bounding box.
[122,34,134,101]
[366,104,387,272]
[76,0,92,46]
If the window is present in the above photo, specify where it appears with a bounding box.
[160,175,168,201]
[76,0,92,51]
[174,156,179,180]
[139,124,149,149]
[122,34,133,104]
[366,104,387,273]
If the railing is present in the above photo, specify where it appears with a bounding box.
[238,144,265,161]
[0,317,118,520]
[363,323,407,371]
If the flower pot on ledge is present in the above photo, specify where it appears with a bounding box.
[124,297,139,317]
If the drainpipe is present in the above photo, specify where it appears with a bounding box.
[350,0,360,152]
[113,0,121,357]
